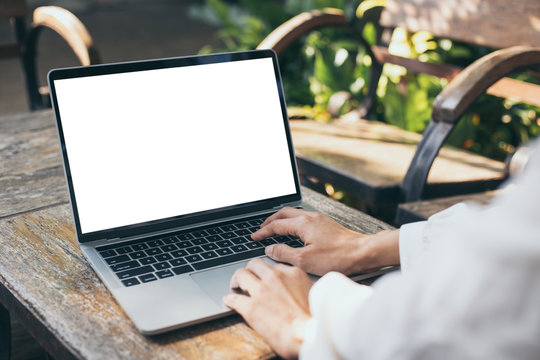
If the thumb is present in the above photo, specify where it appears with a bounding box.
[266,244,300,265]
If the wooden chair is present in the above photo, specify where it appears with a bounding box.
[257,0,540,224]
[1,0,100,110]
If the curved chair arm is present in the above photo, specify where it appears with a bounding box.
[22,6,101,109]
[31,6,101,65]
[257,9,348,55]
[401,46,540,203]
[257,7,384,117]
[433,46,540,124]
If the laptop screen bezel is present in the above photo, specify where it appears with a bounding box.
[48,50,302,243]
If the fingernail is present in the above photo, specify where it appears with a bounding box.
[266,245,274,258]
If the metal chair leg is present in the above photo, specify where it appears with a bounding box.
[0,303,11,360]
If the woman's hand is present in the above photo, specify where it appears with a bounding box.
[251,207,400,276]
[223,258,312,359]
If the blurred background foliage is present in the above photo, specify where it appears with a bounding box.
[189,0,540,162]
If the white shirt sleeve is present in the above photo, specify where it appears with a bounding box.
[300,139,540,360]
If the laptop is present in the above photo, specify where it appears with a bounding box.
[47,49,314,334]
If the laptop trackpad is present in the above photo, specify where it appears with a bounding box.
[190,257,276,309]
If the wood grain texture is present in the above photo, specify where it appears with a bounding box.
[0,110,68,219]
[381,0,540,49]
[0,110,393,359]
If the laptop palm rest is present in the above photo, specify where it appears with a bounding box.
[190,257,277,309]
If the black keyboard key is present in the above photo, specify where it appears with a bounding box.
[261,239,277,246]
[187,246,204,254]
[192,238,208,246]
[185,254,203,263]
[156,270,174,279]
[139,257,157,265]
[122,278,140,287]
[99,249,117,258]
[216,248,233,256]
[145,248,162,256]
[161,244,178,252]
[275,236,289,243]
[111,261,140,272]
[116,246,133,254]
[177,241,193,248]
[116,266,153,280]
[236,222,251,229]
[154,262,171,270]
[206,228,222,235]
[249,227,259,233]
[202,243,218,251]
[130,251,146,259]
[146,239,164,247]
[235,229,251,236]
[171,250,188,258]
[231,237,248,245]
[221,232,236,239]
[139,274,157,283]
[201,251,218,259]
[155,253,172,262]
[105,254,130,265]
[246,241,263,249]
[207,235,222,242]
[192,230,208,238]
[162,237,178,244]
[177,233,194,240]
[172,265,194,275]
[132,243,148,251]
[249,218,264,226]
[231,245,248,253]
[216,240,233,248]
[192,248,266,271]
[221,224,237,232]
[170,258,187,267]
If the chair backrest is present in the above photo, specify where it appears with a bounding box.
[380,0,540,49]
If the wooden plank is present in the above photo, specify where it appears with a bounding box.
[290,119,505,188]
[486,77,540,108]
[0,188,391,360]
[0,110,68,219]
[380,0,540,49]
[397,189,500,223]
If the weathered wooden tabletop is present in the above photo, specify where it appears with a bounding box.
[0,110,393,360]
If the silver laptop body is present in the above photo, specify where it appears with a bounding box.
[48,50,322,334]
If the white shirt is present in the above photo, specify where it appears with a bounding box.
[300,139,540,359]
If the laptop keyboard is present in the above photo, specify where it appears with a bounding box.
[95,213,303,287]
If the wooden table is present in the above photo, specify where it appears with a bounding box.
[0,110,393,360]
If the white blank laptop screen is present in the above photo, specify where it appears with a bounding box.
[54,57,297,234]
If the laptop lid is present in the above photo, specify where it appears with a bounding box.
[48,50,301,244]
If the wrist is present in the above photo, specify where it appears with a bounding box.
[352,229,400,273]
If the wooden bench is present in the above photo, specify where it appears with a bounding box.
[1,0,100,110]
[257,0,540,224]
